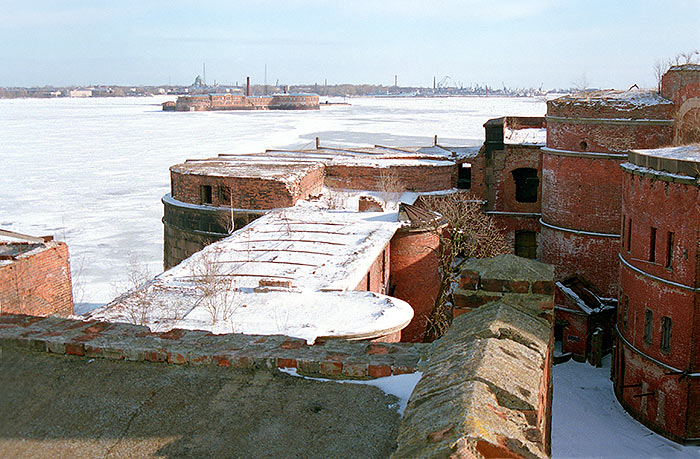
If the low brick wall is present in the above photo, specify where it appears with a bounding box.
[453,254,555,320]
[0,314,424,380]
[393,298,553,458]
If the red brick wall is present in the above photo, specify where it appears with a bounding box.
[547,121,674,154]
[389,228,442,342]
[0,242,73,317]
[325,164,454,192]
[486,145,543,214]
[614,161,700,441]
[541,153,624,234]
[170,169,321,209]
[354,247,390,296]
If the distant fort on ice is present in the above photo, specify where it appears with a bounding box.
[163,76,320,112]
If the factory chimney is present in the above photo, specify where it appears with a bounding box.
[246,76,251,96]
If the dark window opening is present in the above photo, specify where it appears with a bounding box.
[649,227,657,262]
[580,140,588,151]
[643,309,653,345]
[666,232,674,268]
[661,316,672,353]
[457,163,472,190]
[627,218,632,252]
[201,185,213,205]
[623,296,629,329]
[512,168,539,203]
[515,230,537,259]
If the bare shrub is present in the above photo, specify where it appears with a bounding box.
[418,192,511,341]
[324,190,348,209]
[116,255,155,326]
[192,249,240,327]
[216,187,236,234]
[377,168,405,208]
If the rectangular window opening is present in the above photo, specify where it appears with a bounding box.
[649,227,657,263]
[200,185,213,205]
[623,296,629,330]
[643,309,653,345]
[666,232,674,269]
[661,316,672,353]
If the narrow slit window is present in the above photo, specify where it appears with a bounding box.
[661,316,672,353]
[666,232,674,268]
[643,309,653,345]
[649,227,657,262]
[627,218,632,252]
[623,296,629,330]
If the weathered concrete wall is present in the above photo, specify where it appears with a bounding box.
[0,242,73,317]
[393,297,553,458]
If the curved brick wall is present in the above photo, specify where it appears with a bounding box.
[614,153,700,441]
[389,227,442,342]
[541,93,675,296]
[162,196,266,269]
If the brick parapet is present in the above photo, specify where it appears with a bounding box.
[452,254,555,321]
[393,298,553,458]
[324,164,454,192]
[0,314,424,380]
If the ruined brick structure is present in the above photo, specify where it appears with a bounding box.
[0,232,73,317]
[613,145,700,442]
[467,116,545,258]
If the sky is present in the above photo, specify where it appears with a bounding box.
[1,0,699,90]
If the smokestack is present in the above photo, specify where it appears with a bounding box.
[394,74,398,87]
[246,76,250,96]
[315,137,320,149]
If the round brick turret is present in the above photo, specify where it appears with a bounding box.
[541,90,675,296]
[613,146,700,442]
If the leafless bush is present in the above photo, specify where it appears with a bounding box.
[419,192,511,341]
[192,250,240,327]
[216,188,236,234]
[377,168,405,208]
[324,190,348,209]
[117,255,155,326]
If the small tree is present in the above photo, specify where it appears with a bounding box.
[377,168,405,209]
[418,192,511,341]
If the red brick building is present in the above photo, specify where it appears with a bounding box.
[0,231,73,317]
[541,89,675,297]
[613,145,700,442]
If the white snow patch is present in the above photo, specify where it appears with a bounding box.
[504,127,546,145]
[552,355,699,458]
[280,367,422,416]
[633,145,700,163]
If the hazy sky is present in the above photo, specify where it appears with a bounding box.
[2,0,699,89]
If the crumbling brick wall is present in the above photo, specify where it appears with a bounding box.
[0,242,73,317]
[324,164,454,192]
[393,296,554,458]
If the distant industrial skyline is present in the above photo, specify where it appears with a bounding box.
[1,0,699,90]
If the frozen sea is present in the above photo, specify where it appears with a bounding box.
[0,95,546,310]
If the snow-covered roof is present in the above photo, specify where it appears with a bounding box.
[88,207,414,343]
[551,88,674,112]
[173,145,458,178]
[633,145,700,163]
